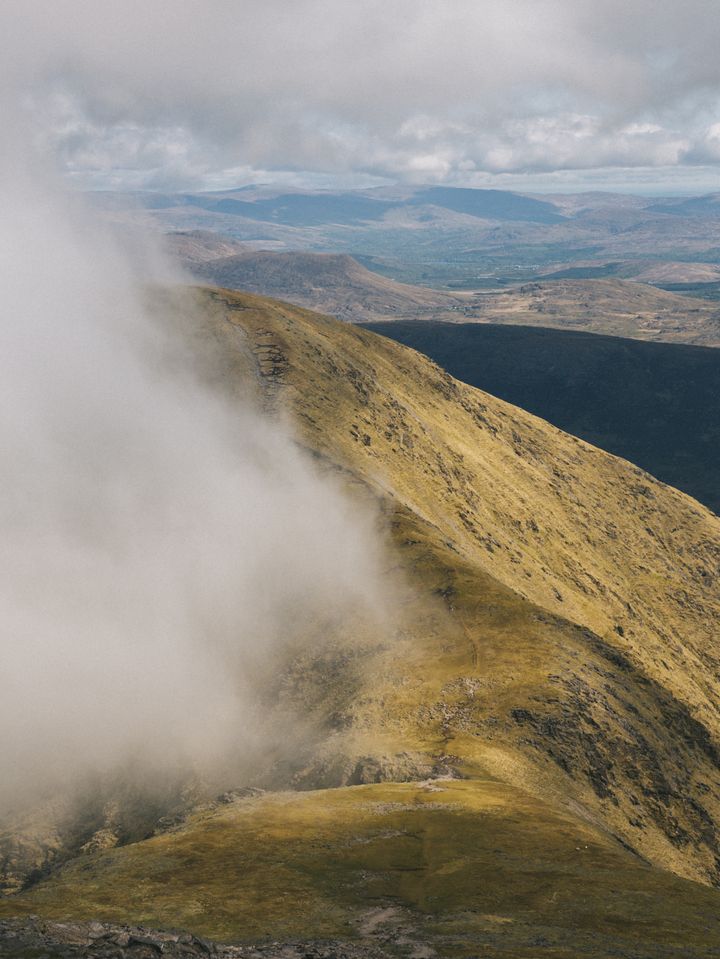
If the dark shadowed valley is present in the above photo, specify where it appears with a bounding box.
[363,321,720,515]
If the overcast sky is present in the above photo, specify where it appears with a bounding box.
[5,0,720,193]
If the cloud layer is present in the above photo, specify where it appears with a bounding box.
[4,0,720,188]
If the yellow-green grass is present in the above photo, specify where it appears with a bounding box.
[4,286,720,956]
[191,287,720,882]
[468,278,720,346]
[3,780,720,957]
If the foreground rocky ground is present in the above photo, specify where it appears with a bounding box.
[0,918,394,959]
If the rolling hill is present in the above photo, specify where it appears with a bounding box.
[647,194,720,217]
[467,278,720,345]
[362,321,720,515]
[189,250,465,322]
[541,259,720,284]
[2,287,720,957]
[182,246,720,344]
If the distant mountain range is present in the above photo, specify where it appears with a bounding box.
[96,184,720,289]
[109,184,570,227]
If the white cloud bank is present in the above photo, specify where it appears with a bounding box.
[4,0,720,190]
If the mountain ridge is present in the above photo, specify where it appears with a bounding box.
[362,320,720,514]
[190,250,465,322]
[3,286,720,955]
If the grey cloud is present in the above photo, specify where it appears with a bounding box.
[4,1,720,185]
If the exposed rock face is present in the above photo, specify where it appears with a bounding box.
[0,918,397,959]
[0,918,226,958]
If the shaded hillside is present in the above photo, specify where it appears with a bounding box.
[3,288,720,956]
[407,186,565,223]
[541,259,720,284]
[468,278,720,346]
[363,321,720,515]
[190,250,465,322]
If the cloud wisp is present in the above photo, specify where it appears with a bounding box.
[0,104,392,809]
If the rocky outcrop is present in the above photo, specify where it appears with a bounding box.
[0,918,393,959]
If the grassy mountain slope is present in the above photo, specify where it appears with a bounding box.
[189,250,464,322]
[6,781,720,958]
[468,278,720,345]
[541,259,720,284]
[362,321,720,515]
[3,288,720,955]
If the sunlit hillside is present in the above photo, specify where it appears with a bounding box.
[4,288,720,957]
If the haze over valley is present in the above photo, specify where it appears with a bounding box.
[106,183,720,291]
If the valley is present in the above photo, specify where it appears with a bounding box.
[363,321,720,514]
[174,239,720,345]
[97,184,720,291]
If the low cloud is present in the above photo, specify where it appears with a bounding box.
[0,108,392,808]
